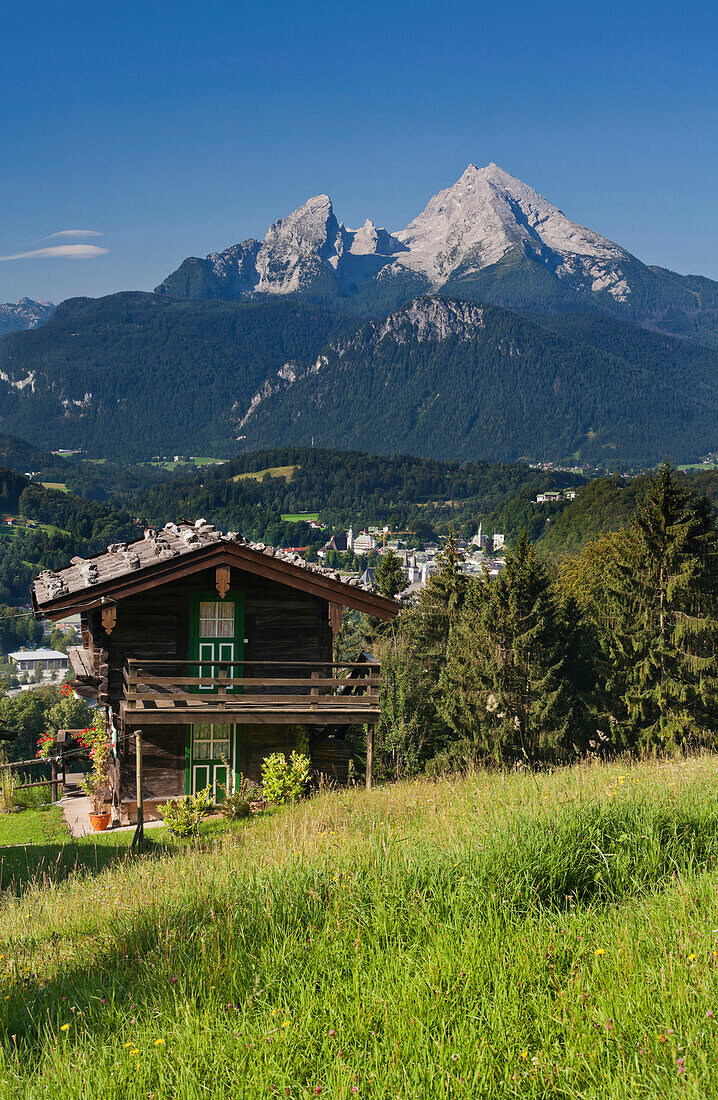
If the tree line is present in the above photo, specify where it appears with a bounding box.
[367,465,718,776]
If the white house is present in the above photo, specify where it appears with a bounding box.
[8,648,69,675]
[353,532,377,554]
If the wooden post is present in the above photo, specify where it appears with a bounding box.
[131,730,144,849]
[51,757,59,803]
[365,724,374,790]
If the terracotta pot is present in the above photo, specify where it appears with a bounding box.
[89,812,111,832]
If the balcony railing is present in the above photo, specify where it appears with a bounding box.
[120,658,381,725]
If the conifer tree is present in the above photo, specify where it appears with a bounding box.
[375,532,468,776]
[374,550,406,599]
[441,532,573,763]
[606,463,718,749]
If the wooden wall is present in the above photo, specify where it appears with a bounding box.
[118,724,349,801]
[120,726,185,800]
[88,564,334,712]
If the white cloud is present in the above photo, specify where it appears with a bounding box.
[0,244,109,261]
[39,229,103,241]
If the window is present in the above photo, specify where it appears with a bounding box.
[199,601,234,638]
[193,724,232,761]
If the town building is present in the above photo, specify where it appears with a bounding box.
[352,532,377,554]
[9,647,69,675]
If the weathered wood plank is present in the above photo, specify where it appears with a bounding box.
[121,709,380,726]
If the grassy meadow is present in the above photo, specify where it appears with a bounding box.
[0,805,68,847]
[3,757,718,1097]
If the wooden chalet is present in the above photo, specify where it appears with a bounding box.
[31,521,397,814]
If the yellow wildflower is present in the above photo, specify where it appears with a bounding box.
[154,1038,165,1046]
[595,948,605,956]
[130,1048,139,1056]
[60,1024,70,1032]
[688,953,696,961]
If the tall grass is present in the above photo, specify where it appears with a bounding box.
[2,757,718,1097]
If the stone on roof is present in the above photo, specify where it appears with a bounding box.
[33,520,379,607]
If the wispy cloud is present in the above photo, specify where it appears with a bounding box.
[39,229,103,241]
[0,244,109,261]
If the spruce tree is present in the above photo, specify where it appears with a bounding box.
[441,532,573,764]
[375,532,468,776]
[374,550,406,599]
[607,463,718,750]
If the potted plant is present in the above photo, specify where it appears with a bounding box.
[80,713,113,831]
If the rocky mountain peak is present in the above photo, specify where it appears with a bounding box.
[155,163,699,320]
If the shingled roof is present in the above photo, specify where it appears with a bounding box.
[32,519,397,620]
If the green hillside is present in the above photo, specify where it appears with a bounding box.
[0,467,140,604]
[4,761,718,1098]
[138,446,585,542]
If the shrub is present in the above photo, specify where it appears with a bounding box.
[14,774,52,810]
[158,787,214,837]
[261,751,311,806]
[218,792,251,820]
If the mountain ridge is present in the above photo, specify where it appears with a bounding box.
[234,295,718,466]
[0,297,55,337]
[155,164,718,345]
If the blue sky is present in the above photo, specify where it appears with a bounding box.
[1,0,716,303]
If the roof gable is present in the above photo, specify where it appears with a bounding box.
[32,520,398,620]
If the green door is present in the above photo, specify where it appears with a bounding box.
[189,723,235,801]
[190,592,244,693]
[186,592,244,796]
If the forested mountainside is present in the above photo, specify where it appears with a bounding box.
[136,446,584,541]
[157,163,718,347]
[0,468,140,604]
[236,298,718,466]
[0,293,355,458]
[3,288,714,467]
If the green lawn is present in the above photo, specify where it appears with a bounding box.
[232,464,299,483]
[0,806,68,846]
[281,511,320,523]
[3,759,718,1097]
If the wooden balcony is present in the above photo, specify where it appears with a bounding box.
[120,658,381,726]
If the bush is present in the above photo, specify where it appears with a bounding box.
[261,751,311,806]
[158,787,214,837]
[218,792,251,820]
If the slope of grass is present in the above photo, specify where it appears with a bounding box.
[232,464,299,483]
[3,758,718,1097]
[0,805,67,846]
